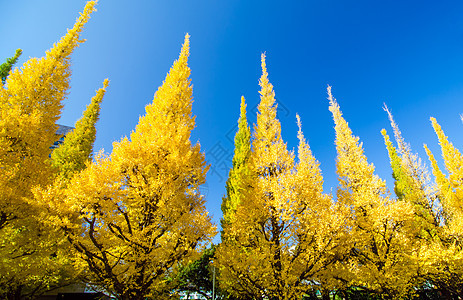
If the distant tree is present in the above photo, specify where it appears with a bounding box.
[54,35,215,300]
[173,245,218,299]
[0,48,22,85]
[0,2,97,299]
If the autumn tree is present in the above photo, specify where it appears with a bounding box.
[51,79,109,180]
[220,96,251,230]
[0,2,97,298]
[24,79,110,298]
[48,35,215,300]
[217,55,342,300]
[328,87,419,299]
[216,96,253,298]
[381,106,440,239]
[37,78,109,239]
[422,117,463,296]
[0,49,22,85]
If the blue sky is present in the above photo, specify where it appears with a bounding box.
[3,1,463,240]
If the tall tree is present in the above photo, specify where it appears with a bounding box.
[51,79,109,180]
[290,114,346,299]
[328,87,418,299]
[422,117,463,297]
[28,79,110,298]
[216,96,253,299]
[0,49,22,85]
[429,117,463,225]
[380,108,451,298]
[216,54,294,298]
[56,35,215,300]
[0,2,97,299]
[37,78,109,240]
[221,96,251,229]
[217,55,341,299]
[382,106,439,238]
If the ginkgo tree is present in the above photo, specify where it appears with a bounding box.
[4,0,463,298]
[221,96,251,229]
[46,35,216,300]
[0,1,98,298]
[328,87,420,299]
[422,117,463,296]
[217,55,343,300]
[28,78,110,298]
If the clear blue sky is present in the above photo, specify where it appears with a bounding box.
[3,1,463,241]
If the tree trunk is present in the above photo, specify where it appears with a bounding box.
[321,289,331,300]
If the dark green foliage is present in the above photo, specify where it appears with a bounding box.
[175,246,218,299]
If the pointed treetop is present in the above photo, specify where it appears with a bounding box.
[327,85,357,152]
[258,53,276,112]
[424,143,448,192]
[296,113,312,160]
[46,0,97,60]
[384,105,434,202]
[295,114,326,206]
[424,144,453,221]
[0,0,98,195]
[327,85,350,137]
[381,128,409,200]
[328,85,387,203]
[430,117,463,188]
[384,104,412,157]
[252,54,292,175]
[0,49,22,86]
[179,33,190,64]
[296,113,311,162]
[239,95,247,121]
[256,53,278,132]
[221,96,252,227]
[232,95,251,169]
[132,34,193,145]
[51,79,108,180]
[295,114,318,172]
[260,53,268,80]
[327,85,336,110]
[3,0,97,114]
[235,96,251,149]
[296,114,304,145]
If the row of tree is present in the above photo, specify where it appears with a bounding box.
[2,1,463,300]
[216,56,463,299]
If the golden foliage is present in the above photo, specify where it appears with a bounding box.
[0,1,97,297]
[55,35,215,299]
[217,56,343,300]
